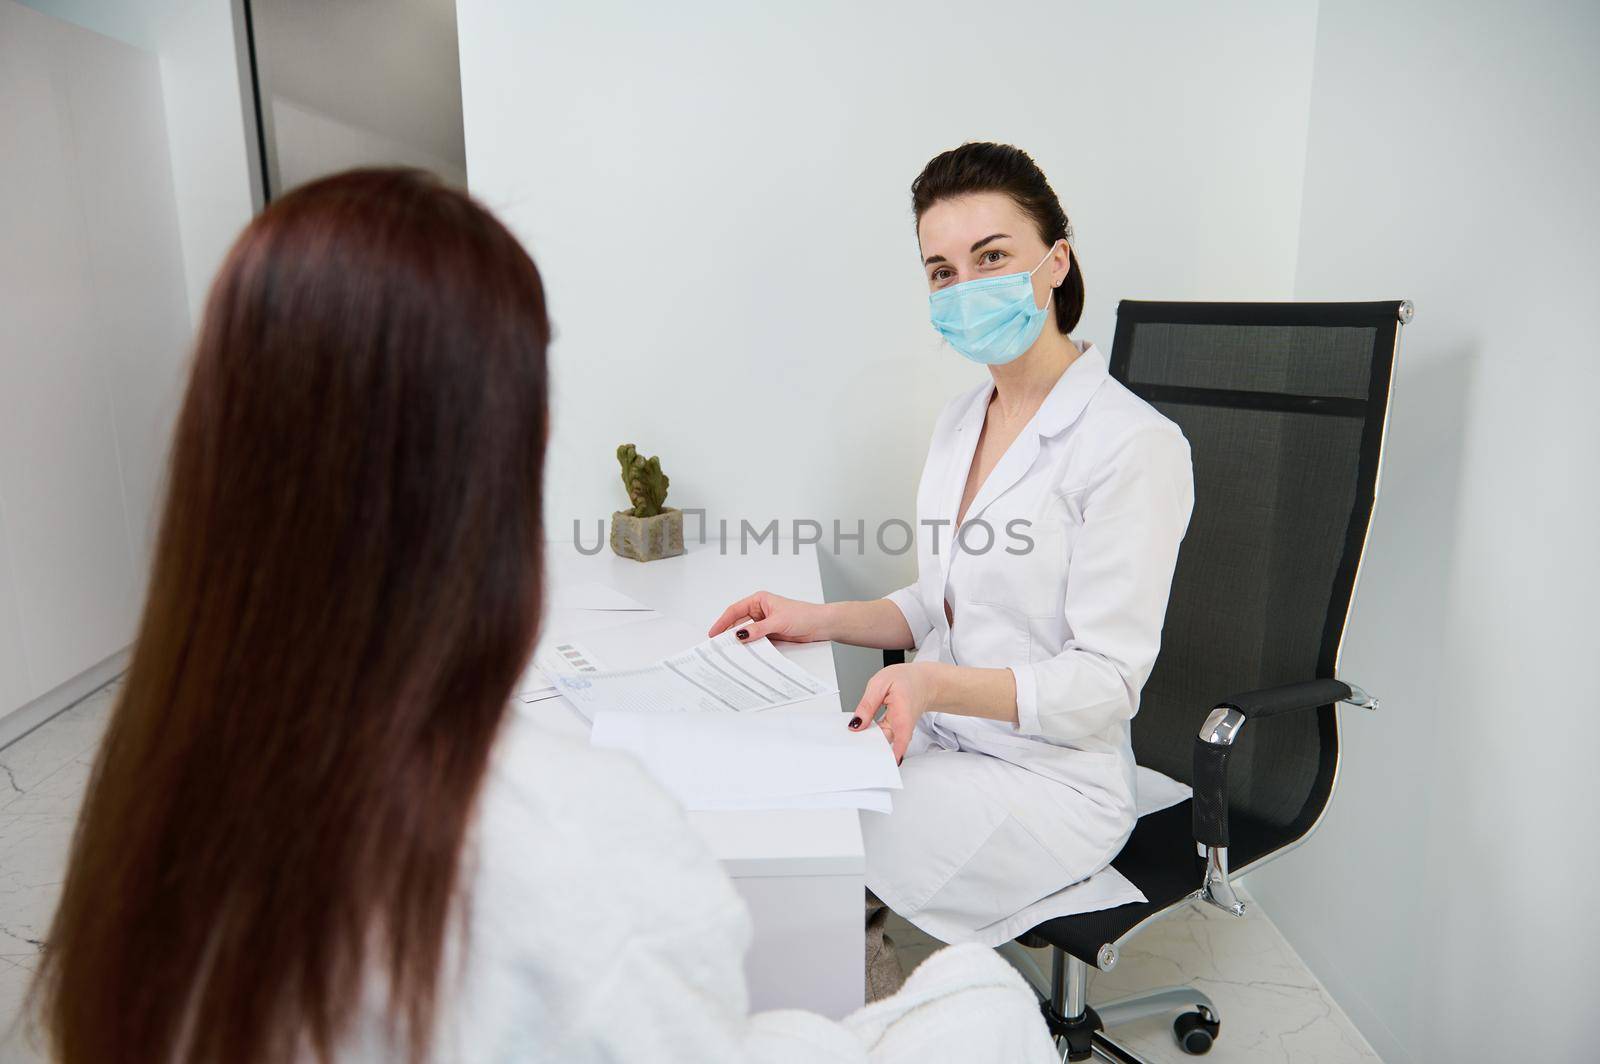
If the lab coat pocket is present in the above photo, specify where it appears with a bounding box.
[965,496,1079,620]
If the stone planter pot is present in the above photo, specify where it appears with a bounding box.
[610,507,685,562]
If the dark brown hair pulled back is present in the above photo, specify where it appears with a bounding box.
[911,141,1085,335]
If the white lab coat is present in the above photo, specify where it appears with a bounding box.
[865,341,1194,946]
[335,712,1057,1062]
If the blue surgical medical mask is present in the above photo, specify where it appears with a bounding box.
[928,242,1061,365]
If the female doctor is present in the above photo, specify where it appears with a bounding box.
[709,142,1194,980]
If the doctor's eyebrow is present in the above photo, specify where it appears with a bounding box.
[922,233,1013,266]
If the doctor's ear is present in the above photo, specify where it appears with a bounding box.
[1051,242,1072,289]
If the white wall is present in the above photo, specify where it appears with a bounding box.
[0,1,250,741]
[1244,2,1600,1061]
[20,1,258,325]
[155,0,258,321]
[11,0,196,47]
[457,0,1320,698]
[0,1,193,707]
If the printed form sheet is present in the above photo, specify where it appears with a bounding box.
[551,631,834,718]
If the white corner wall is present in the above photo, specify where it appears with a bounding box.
[0,1,190,710]
[456,0,1320,700]
[1244,2,1600,1061]
[0,0,251,737]
[155,0,258,322]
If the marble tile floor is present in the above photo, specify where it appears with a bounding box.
[1,680,1379,1062]
[0,680,116,1062]
[887,890,1379,1061]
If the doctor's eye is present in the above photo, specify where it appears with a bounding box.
[930,266,955,285]
[979,249,1008,267]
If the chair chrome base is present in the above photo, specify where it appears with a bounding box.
[1000,943,1221,1062]
[1097,985,1217,1031]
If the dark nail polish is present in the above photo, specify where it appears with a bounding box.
[736,628,748,641]
[848,718,862,730]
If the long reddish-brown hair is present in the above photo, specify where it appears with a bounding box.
[31,169,550,1063]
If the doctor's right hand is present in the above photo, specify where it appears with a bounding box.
[707,591,832,644]
[848,662,940,763]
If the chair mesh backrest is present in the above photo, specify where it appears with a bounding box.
[1111,302,1400,832]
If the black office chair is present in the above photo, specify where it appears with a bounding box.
[884,299,1408,1061]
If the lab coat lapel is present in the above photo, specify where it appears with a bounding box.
[932,344,1108,622]
[959,431,1041,532]
[957,344,1110,531]
[937,384,992,592]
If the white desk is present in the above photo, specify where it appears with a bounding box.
[528,538,865,1019]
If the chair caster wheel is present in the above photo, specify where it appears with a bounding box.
[1173,1010,1219,1055]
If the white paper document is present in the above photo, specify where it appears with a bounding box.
[513,579,663,704]
[516,638,607,704]
[516,612,650,705]
[552,630,835,718]
[540,605,658,640]
[590,710,901,813]
[691,787,895,814]
[549,580,656,614]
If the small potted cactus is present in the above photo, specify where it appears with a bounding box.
[610,443,685,561]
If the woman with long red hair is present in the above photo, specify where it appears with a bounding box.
[27,169,1053,1063]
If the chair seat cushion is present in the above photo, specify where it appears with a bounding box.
[1026,801,1292,965]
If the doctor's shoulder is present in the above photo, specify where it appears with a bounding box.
[1077,377,1194,482]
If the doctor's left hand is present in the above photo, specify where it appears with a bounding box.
[848,662,942,763]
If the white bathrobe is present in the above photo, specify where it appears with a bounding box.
[866,342,1195,947]
[337,711,1057,1062]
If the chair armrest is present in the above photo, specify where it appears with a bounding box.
[1189,677,1378,916]
[1214,678,1354,720]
